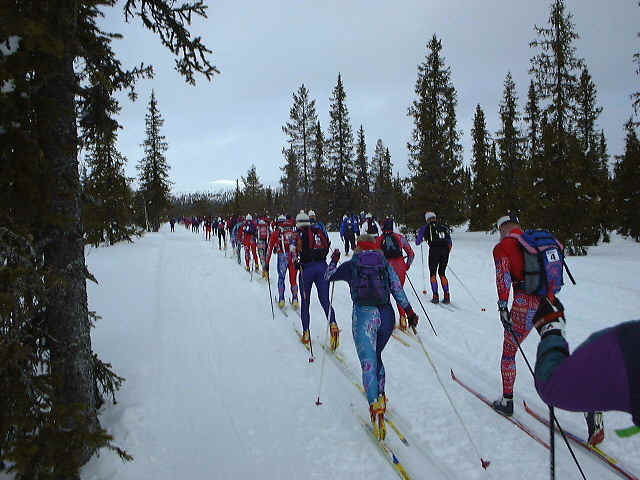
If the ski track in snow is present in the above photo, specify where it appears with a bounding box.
[72,225,639,480]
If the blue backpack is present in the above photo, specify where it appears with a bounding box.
[351,250,390,306]
[509,229,564,297]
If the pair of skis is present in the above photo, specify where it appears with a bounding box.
[451,370,638,480]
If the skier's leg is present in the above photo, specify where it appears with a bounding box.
[438,250,450,298]
[314,263,336,325]
[277,253,287,302]
[300,267,313,332]
[428,249,439,298]
[352,305,381,404]
[501,294,539,397]
[376,304,395,395]
[245,243,250,269]
[288,258,299,302]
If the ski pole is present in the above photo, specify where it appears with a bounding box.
[405,272,437,336]
[267,265,275,320]
[502,320,587,480]
[447,265,487,312]
[420,243,426,294]
[412,329,490,470]
[562,259,577,285]
[550,405,556,480]
[316,282,335,406]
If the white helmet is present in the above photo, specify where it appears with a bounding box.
[424,211,436,222]
[366,213,372,219]
[246,214,253,221]
[218,217,222,222]
[308,210,316,218]
[296,211,310,227]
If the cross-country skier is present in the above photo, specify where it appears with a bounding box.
[416,211,452,304]
[266,215,299,308]
[231,216,244,265]
[340,213,359,256]
[169,218,175,232]
[295,211,338,349]
[242,214,259,271]
[308,210,328,236]
[325,234,419,440]
[376,218,415,331]
[256,215,271,278]
[217,217,226,249]
[362,213,381,238]
[534,317,639,445]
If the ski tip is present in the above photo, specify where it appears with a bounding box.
[481,459,491,469]
[481,308,487,312]
[309,357,314,363]
[450,369,456,380]
[315,397,323,406]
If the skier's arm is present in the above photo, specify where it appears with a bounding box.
[493,244,512,305]
[387,262,411,312]
[266,232,276,265]
[402,236,415,269]
[325,259,352,283]
[415,225,426,245]
[340,221,346,238]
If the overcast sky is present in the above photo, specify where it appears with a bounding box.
[102,0,640,194]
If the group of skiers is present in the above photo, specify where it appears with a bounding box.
[175,208,639,448]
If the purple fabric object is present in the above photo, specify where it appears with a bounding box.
[299,261,335,332]
[535,329,632,414]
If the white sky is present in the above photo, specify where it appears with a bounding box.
[102,0,640,194]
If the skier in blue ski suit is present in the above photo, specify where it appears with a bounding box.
[340,214,360,255]
[325,234,419,435]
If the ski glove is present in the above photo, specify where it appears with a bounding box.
[331,249,341,264]
[498,301,511,330]
[407,309,419,329]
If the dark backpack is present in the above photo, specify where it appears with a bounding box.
[302,225,329,262]
[380,233,403,259]
[366,220,379,235]
[509,229,564,297]
[351,251,390,306]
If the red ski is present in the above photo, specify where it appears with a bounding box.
[450,370,550,449]
[523,401,638,480]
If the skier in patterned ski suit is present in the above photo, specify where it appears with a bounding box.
[266,216,299,307]
[242,215,259,271]
[256,216,271,278]
[325,234,419,440]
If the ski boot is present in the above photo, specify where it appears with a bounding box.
[329,322,340,351]
[443,292,451,304]
[586,411,605,446]
[430,293,439,304]
[492,396,514,417]
[398,314,408,331]
[278,299,285,308]
[262,270,269,280]
[245,265,251,272]
[291,297,299,309]
[369,395,387,441]
[301,329,310,345]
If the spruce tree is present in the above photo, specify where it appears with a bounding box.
[496,72,524,213]
[469,104,494,230]
[84,144,136,246]
[614,120,640,240]
[407,35,462,227]
[138,91,172,232]
[529,0,594,254]
[524,79,541,163]
[310,122,330,220]
[370,139,390,217]
[242,164,265,212]
[280,148,301,214]
[327,74,355,223]
[282,84,318,208]
[354,125,370,213]
[0,1,215,476]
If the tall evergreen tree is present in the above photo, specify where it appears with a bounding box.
[310,122,330,220]
[138,91,171,232]
[354,125,370,213]
[469,104,494,230]
[407,35,462,226]
[280,148,301,214]
[327,74,355,222]
[282,84,318,208]
[496,72,524,213]
[613,119,640,241]
[370,139,391,217]
[242,164,265,213]
[0,1,216,476]
[524,79,541,163]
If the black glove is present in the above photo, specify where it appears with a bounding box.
[294,260,300,270]
[498,301,511,330]
[331,248,340,264]
[406,309,419,329]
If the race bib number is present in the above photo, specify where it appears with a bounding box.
[546,248,560,263]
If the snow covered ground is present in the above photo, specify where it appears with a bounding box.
[74,224,639,480]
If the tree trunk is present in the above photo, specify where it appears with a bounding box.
[40,32,99,468]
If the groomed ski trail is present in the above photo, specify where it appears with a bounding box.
[81,225,640,480]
